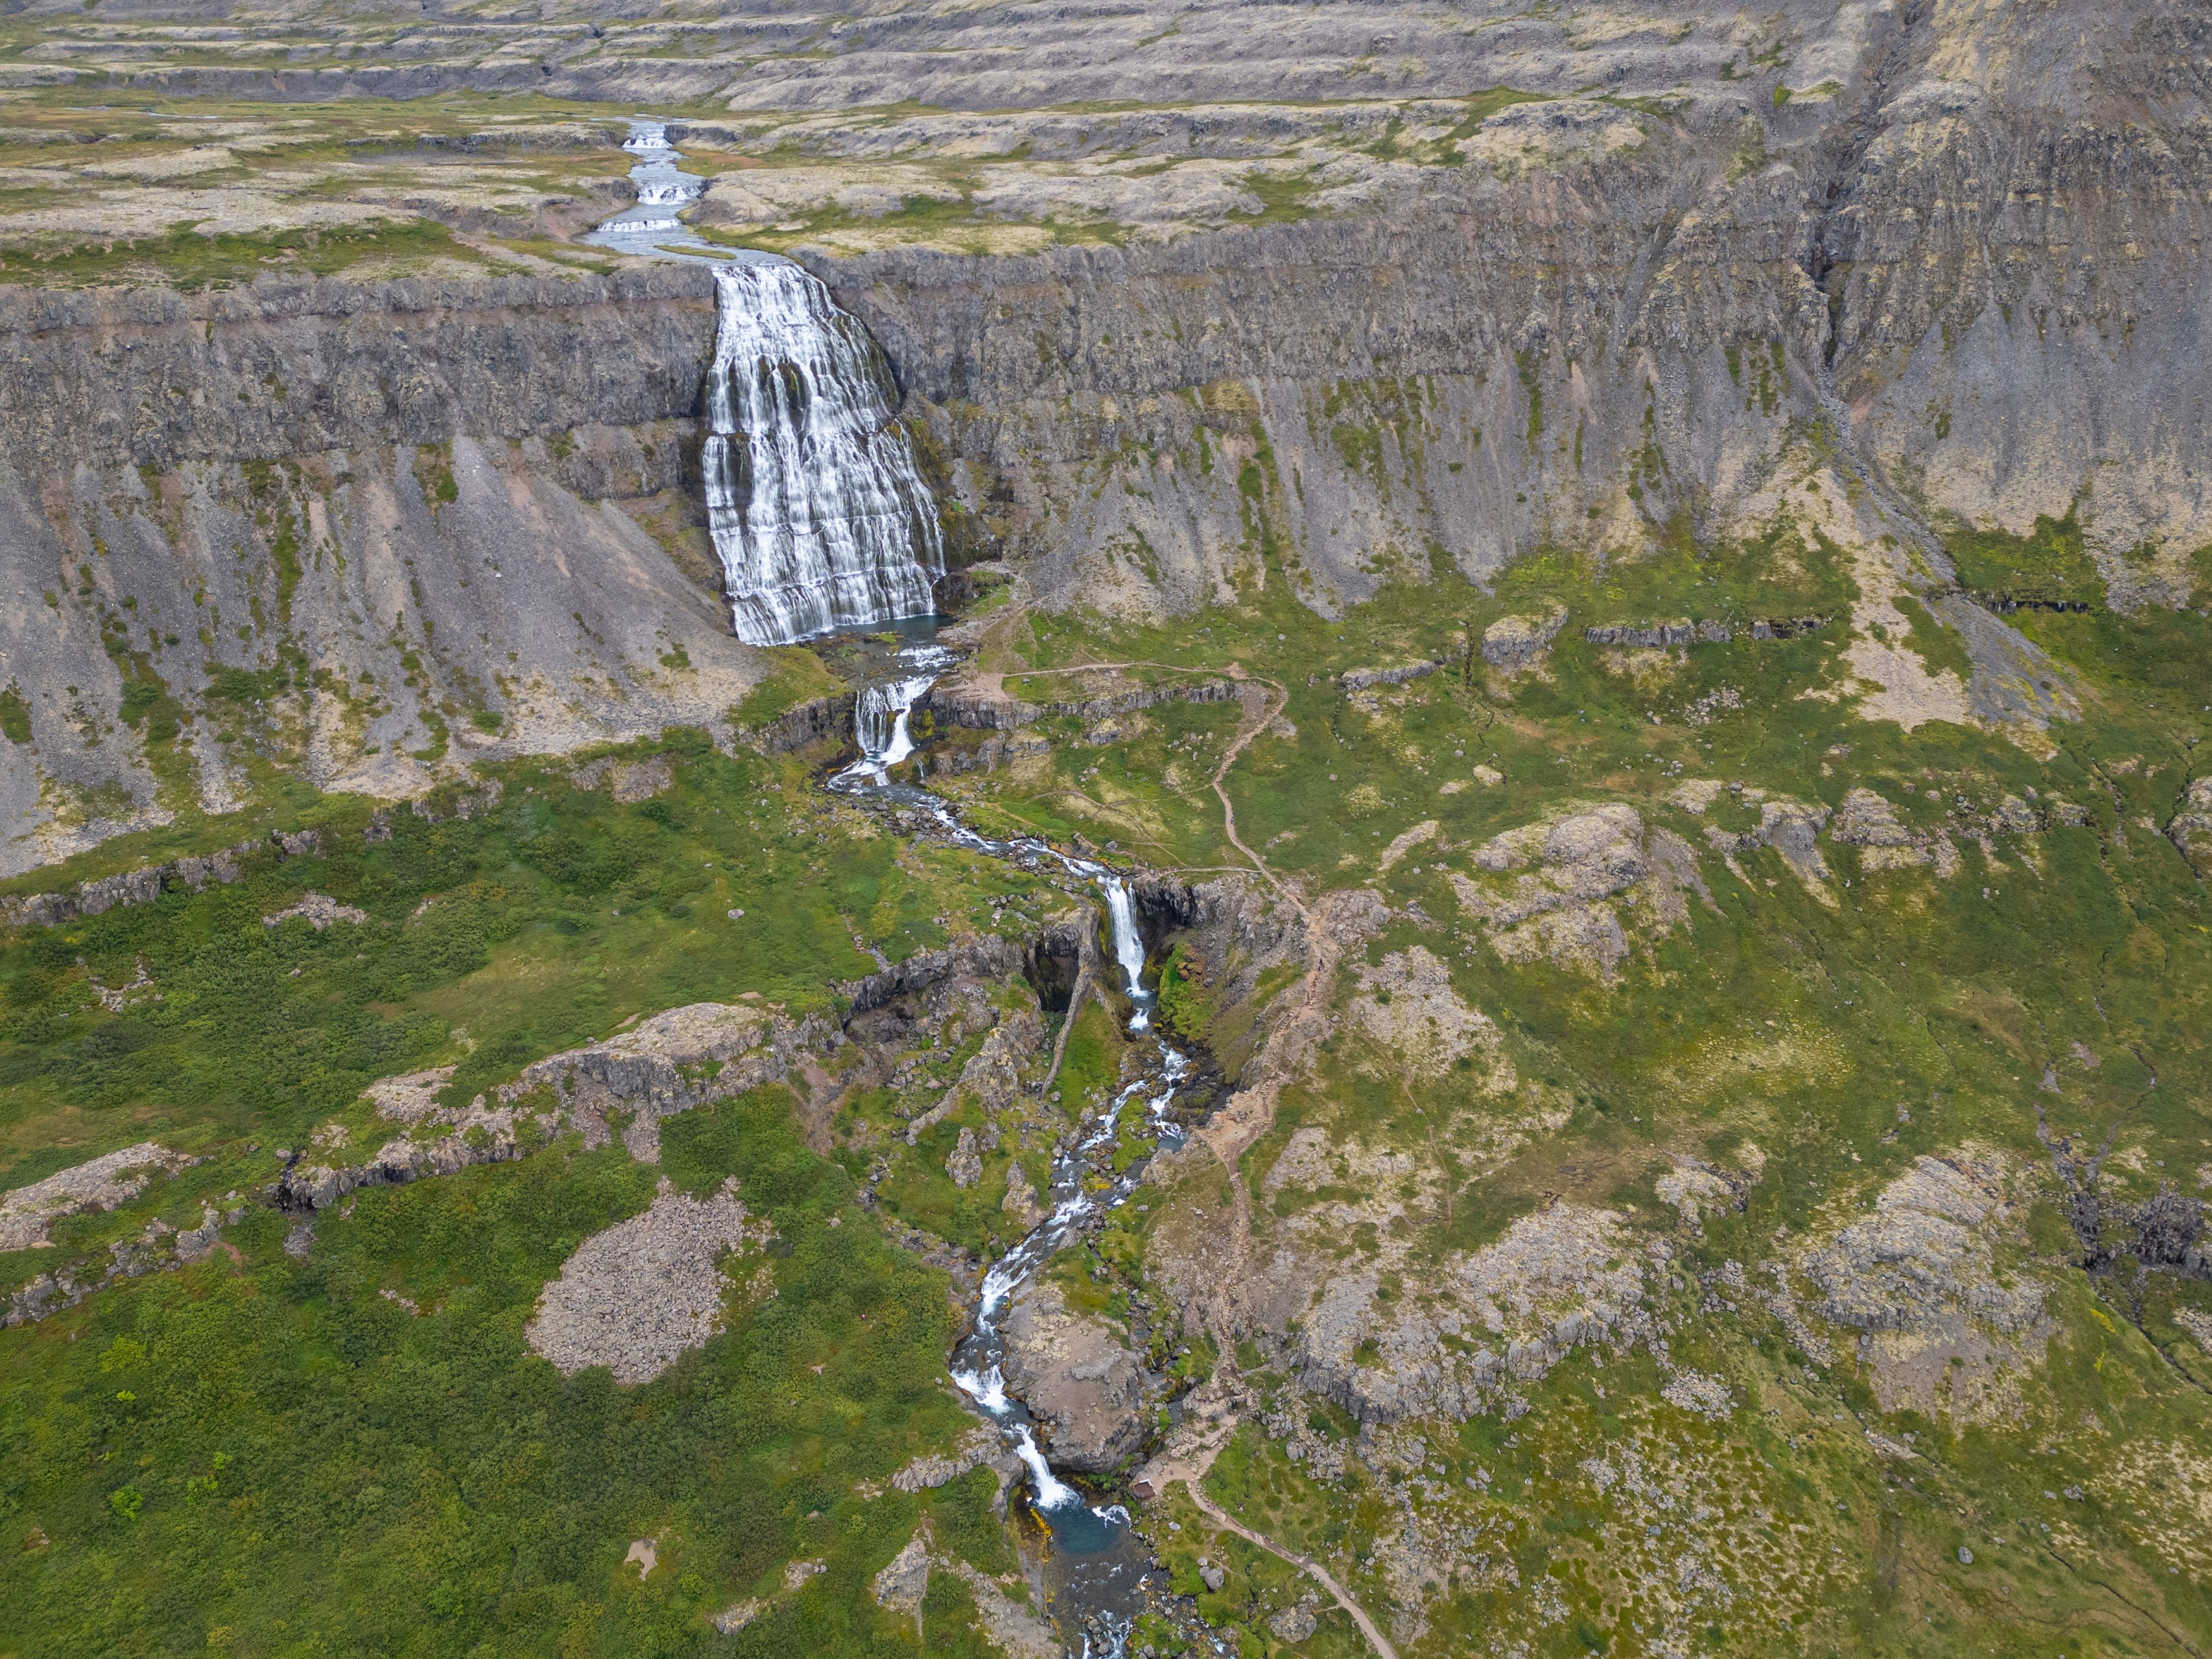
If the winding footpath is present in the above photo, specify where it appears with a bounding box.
[1171,671,1397,1659]
[1185,1485,1402,1659]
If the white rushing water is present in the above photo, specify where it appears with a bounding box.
[837,645,956,788]
[590,121,948,650]
[830,655,1186,1584]
[585,119,722,257]
[704,262,946,645]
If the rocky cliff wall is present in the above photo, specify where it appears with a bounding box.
[3,0,2207,874]
[0,264,756,877]
[808,67,2212,620]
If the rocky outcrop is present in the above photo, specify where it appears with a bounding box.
[1585,620,1732,649]
[844,933,1026,1017]
[921,672,1237,733]
[0,830,318,928]
[1338,662,1447,693]
[890,1424,1017,1495]
[0,1141,198,1251]
[275,1095,546,1212]
[1828,787,1961,877]
[735,693,856,756]
[2168,779,2212,877]
[278,1001,819,1210]
[260,891,369,931]
[997,1279,1156,1474]
[1449,804,1710,982]
[1583,616,1830,647]
[871,1531,931,1627]
[1347,947,1503,1080]
[1797,1153,2051,1421]
[1289,1202,1664,1425]
[0,10,2202,881]
[5,1200,242,1329]
[501,1000,817,1161]
[566,753,673,802]
[1481,610,1567,673]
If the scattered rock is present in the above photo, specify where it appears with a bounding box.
[1001,1161,1045,1232]
[86,957,161,1012]
[712,1599,765,1634]
[1797,1153,2050,1420]
[1449,803,1706,982]
[946,1560,1058,1659]
[0,1142,197,1252]
[1659,1367,1734,1420]
[526,1178,774,1384]
[872,1529,931,1625]
[1268,1596,1319,1642]
[947,1126,984,1188]
[1349,946,1505,1081]
[1340,660,1444,691]
[261,891,370,930]
[570,753,674,802]
[2167,778,2212,876]
[1829,787,1959,876]
[1198,1559,1227,1592]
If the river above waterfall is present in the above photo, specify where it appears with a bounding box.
[583,118,740,260]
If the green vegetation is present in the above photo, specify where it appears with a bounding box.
[0,1087,986,1658]
[732,651,843,730]
[7,468,2212,1657]
[0,218,489,291]
[923,504,2212,1655]
[1946,509,2102,604]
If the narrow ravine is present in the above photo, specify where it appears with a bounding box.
[828,649,1216,1656]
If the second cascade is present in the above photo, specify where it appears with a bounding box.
[831,651,1193,1645]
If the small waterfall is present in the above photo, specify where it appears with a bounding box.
[587,117,713,255]
[1101,877,1153,1030]
[704,262,946,645]
[835,645,955,789]
[824,662,1195,1648]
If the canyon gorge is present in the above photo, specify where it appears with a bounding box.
[2,5,2211,1658]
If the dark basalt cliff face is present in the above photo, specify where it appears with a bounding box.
[1,0,2206,874]
[818,90,2212,625]
[0,265,745,874]
[0,266,719,469]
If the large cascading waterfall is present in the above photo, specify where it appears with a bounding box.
[703,262,946,645]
